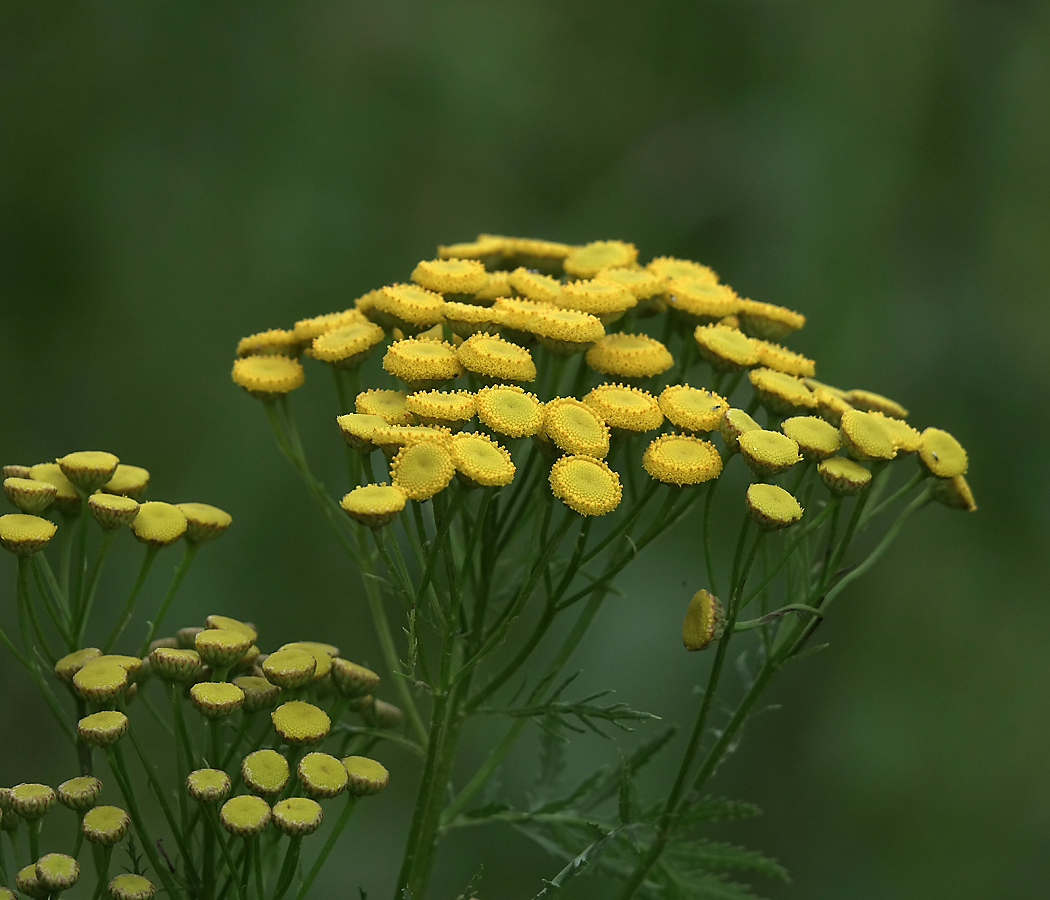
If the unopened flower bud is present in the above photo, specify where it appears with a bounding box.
[195,629,253,670]
[271,701,330,746]
[342,756,389,797]
[88,494,140,531]
[187,769,231,804]
[330,659,380,699]
[746,483,803,530]
[262,648,316,690]
[0,514,57,557]
[82,805,130,845]
[3,477,56,515]
[36,853,80,892]
[9,783,56,821]
[272,797,323,837]
[57,776,103,811]
[298,753,348,800]
[150,648,203,683]
[108,873,155,900]
[682,589,725,651]
[77,710,129,747]
[241,750,289,797]
[232,675,280,713]
[220,795,271,837]
[189,682,245,718]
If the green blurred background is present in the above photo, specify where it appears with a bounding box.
[2,2,1049,897]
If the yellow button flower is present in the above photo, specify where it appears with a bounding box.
[3,476,56,515]
[411,257,489,295]
[746,483,803,530]
[383,338,464,388]
[450,433,516,488]
[642,435,723,485]
[220,794,271,837]
[355,389,415,425]
[309,320,386,368]
[839,409,897,461]
[292,309,363,344]
[584,384,663,433]
[476,385,543,437]
[931,474,977,512]
[563,240,638,278]
[233,676,281,713]
[100,464,150,499]
[817,457,872,496]
[262,647,317,689]
[298,752,349,800]
[781,416,841,461]
[0,514,57,557]
[272,797,323,836]
[457,333,537,383]
[682,589,725,651]
[442,301,506,337]
[343,756,390,796]
[341,483,407,529]
[529,307,605,355]
[543,397,610,458]
[556,279,636,322]
[236,328,298,358]
[647,256,719,283]
[549,456,622,516]
[752,339,816,378]
[736,299,806,341]
[109,873,155,900]
[719,408,762,453]
[390,441,456,501]
[738,430,802,477]
[919,427,968,478]
[585,333,674,379]
[374,283,446,329]
[331,660,380,699]
[242,749,290,797]
[405,390,476,429]
[694,324,760,372]
[748,367,816,415]
[57,451,120,493]
[668,278,741,321]
[658,385,729,433]
[598,266,664,299]
[57,776,103,811]
[82,805,130,845]
[88,494,140,531]
[29,463,80,514]
[190,682,246,718]
[77,710,129,747]
[845,389,909,420]
[177,503,232,544]
[337,412,389,453]
[507,267,564,304]
[231,355,305,398]
[186,768,232,804]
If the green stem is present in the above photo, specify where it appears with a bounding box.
[27,818,41,861]
[31,556,72,651]
[76,530,116,644]
[90,844,114,900]
[102,545,160,653]
[271,836,303,900]
[293,795,358,900]
[206,805,246,900]
[17,557,56,665]
[138,542,200,656]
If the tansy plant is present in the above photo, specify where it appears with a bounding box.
[0,459,393,898]
[223,234,975,899]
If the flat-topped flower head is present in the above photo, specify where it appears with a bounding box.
[232,355,305,399]
[598,266,664,299]
[331,659,380,699]
[272,700,331,745]
[437,235,506,265]
[220,795,272,837]
[73,661,129,704]
[15,866,43,898]
[529,307,605,355]
[187,769,231,804]
[57,451,119,493]
[473,270,513,304]
[549,456,622,516]
[753,340,816,378]
[77,710,129,747]
[451,433,515,488]
[561,240,636,279]
[587,333,674,379]
[694,324,760,372]
[28,463,80,514]
[492,235,575,273]
[476,385,543,437]
[817,457,872,496]
[375,283,446,330]
[0,514,57,556]
[556,279,636,323]
[341,483,407,529]
[932,474,977,512]
[196,628,253,669]
[82,805,130,845]
[493,296,548,337]
[812,386,854,426]
[919,428,968,477]
[3,464,31,478]
[130,501,187,548]
[411,257,489,295]
[544,397,610,458]
[343,756,390,796]
[719,408,762,453]
[746,483,803,530]
[236,328,298,358]
[371,425,453,456]
[781,416,841,461]
[204,614,257,642]
[748,367,816,416]
[337,413,389,453]
[356,389,415,425]
[683,589,725,651]
[870,412,921,454]
[150,648,203,683]
[383,338,464,388]
[190,682,245,718]
[57,776,103,811]
[845,389,909,420]
[406,390,476,429]
[738,430,802,477]
[668,279,741,321]
[0,788,17,829]
[659,385,729,433]
[442,301,506,337]
[642,435,723,485]
[88,494,140,531]
[177,503,232,544]
[272,797,323,837]
[292,310,363,345]
[4,476,56,514]
[584,384,663,433]
[647,256,719,283]
[36,853,79,892]
[308,320,385,371]
[108,873,155,900]
[55,647,102,683]
[242,749,290,797]
[10,783,56,820]
[507,267,563,304]
[457,333,537,383]
[390,440,456,501]
[298,752,348,800]
[839,409,897,461]
[233,676,281,713]
[262,647,317,689]
[737,299,806,340]
[100,464,150,499]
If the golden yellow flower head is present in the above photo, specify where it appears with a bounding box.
[0,513,57,557]
[406,390,476,429]
[29,463,80,515]
[931,474,977,512]
[549,456,622,516]
[77,710,129,747]
[748,367,816,416]
[190,682,246,718]
[205,614,257,642]
[870,412,921,454]
[383,337,464,388]
[57,451,120,493]
[88,494,140,531]
[543,397,611,458]
[331,659,380,699]
[150,648,203,683]
[563,240,638,278]
[129,501,187,548]
[668,278,741,321]
[411,257,489,296]
[195,628,253,670]
[236,328,298,358]
[34,853,79,892]
[817,457,872,496]
[583,384,663,433]
[272,700,331,745]
[746,483,804,530]
[262,647,317,690]
[100,464,150,499]
[4,476,56,515]
[719,408,762,453]
[556,279,636,322]
[753,339,816,378]
[342,756,390,797]
[442,301,506,337]
[309,321,386,369]
[220,794,272,837]
[642,435,723,485]
[186,769,232,804]
[242,749,290,797]
[298,752,349,800]
[473,270,514,304]
[457,333,537,383]
[845,389,909,420]
[507,267,564,304]
[450,433,516,488]
[390,440,456,501]
[355,389,415,425]
[493,296,548,336]
[585,333,674,379]
[371,425,453,454]
[682,589,725,651]
[82,805,130,845]
[9,783,56,820]
[918,427,968,478]
[233,676,281,713]
[780,416,841,461]
[658,385,728,434]
[839,409,897,461]
[529,307,606,355]
[341,483,407,529]
[176,503,232,544]
[231,355,306,399]
[598,266,664,299]
[812,386,854,427]
[54,647,102,684]
[738,430,802,477]
[438,236,506,265]
[647,256,719,283]
[693,324,760,372]
[374,283,446,330]
[292,309,364,345]
[272,797,323,837]
[57,775,103,812]
[73,661,129,704]
[108,873,155,900]
[476,384,543,437]
[337,413,389,453]
[736,299,806,341]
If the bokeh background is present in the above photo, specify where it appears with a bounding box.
[2,2,1049,898]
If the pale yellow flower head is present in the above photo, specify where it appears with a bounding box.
[529,307,605,355]
[220,794,272,837]
[292,309,363,345]
[9,783,56,820]
[473,270,514,304]
[309,321,386,369]
[556,279,636,323]
[845,389,909,420]
[150,647,203,683]
[543,397,611,458]
[736,299,806,341]
[817,457,872,496]
[54,647,102,684]
[374,283,446,330]
[598,266,664,299]
[190,682,246,718]
[242,749,290,797]
[390,441,456,501]
[647,256,719,283]
[839,409,897,461]
[442,301,506,337]
[36,853,80,892]
[233,676,281,713]
[457,333,537,383]
[585,333,673,379]
[781,416,841,461]
[564,240,638,278]
[231,355,305,399]
[88,494,140,531]
[298,752,349,800]
[343,756,390,797]
[0,513,57,557]
[130,501,187,548]
[383,338,464,388]
[272,797,323,837]
[746,483,803,530]
[738,430,802,477]
[549,456,622,516]
[753,340,816,378]
[57,451,120,493]
[186,768,232,804]
[919,427,968,477]
[682,589,725,651]
[109,873,155,900]
[642,435,723,486]
[29,463,81,514]
[507,267,564,304]
[748,367,816,416]
[236,328,298,358]
[668,279,741,321]
[3,476,56,515]
[411,257,489,295]
[262,647,317,689]
[337,413,389,453]
[658,385,729,434]
[870,412,921,454]
[341,483,407,529]
[437,236,505,265]
[450,433,516,488]
[57,776,103,812]
[272,700,331,745]
[77,710,129,747]
[82,805,130,845]
[405,390,476,429]
[694,324,760,372]
[100,464,150,499]
[584,384,663,433]
[719,408,762,453]
[476,384,544,437]
[177,503,232,544]
[331,659,380,699]
[196,628,253,669]
[355,389,415,425]
[206,614,257,642]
